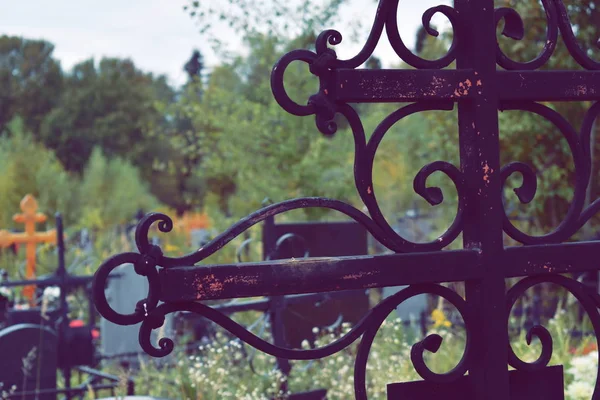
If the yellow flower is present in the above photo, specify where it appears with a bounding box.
[164,243,180,253]
[431,309,452,328]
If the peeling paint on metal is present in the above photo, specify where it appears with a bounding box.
[195,273,224,300]
[453,79,473,97]
[343,270,376,280]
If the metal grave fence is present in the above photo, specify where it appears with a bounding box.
[0,214,134,399]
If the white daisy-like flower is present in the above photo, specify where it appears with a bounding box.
[565,380,594,400]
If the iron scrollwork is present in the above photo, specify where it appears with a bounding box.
[92,0,600,398]
[506,274,600,398]
[495,0,600,71]
[135,283,472,400]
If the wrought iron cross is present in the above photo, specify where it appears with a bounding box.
[93,0,600,398]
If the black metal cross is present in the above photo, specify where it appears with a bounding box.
[93,0,600,398]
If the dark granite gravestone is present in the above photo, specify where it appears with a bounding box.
[0,324,58,400]
[265,221,370,348]
[387,365,564,400]
[6,308,53,326]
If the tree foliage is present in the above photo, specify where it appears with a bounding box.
[0,117,75,227]
[0,118,157,229]
[150,33,358,219]
[78,148,158,229]
[183,0,348,44]
[4,0,600,240]
[0,36,63,133]
[39,58,173,173]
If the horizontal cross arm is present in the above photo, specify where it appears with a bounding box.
[503,241,600,278]
[159,249,480,302]
[13,213,48,224]
[332,69,600,103]
[497,71,600,101]
[334,69,478,103]
[0,230,57,246]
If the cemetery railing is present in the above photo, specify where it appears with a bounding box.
[0,215,126,400]
[93,0,600,398]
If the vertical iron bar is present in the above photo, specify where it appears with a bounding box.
[127,378,135,395]
[88,285,96,330]
[56,213,72,400]
[454,1,509,398]
[262,216,292,382]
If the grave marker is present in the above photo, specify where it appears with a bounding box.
[264,220,370,348]
[0,195,57,303]
[0,323,58,400]
[100,263,172,360]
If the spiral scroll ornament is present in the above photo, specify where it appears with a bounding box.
[500,101,600,244]
[506,275,600,397]
[131,284,472,400]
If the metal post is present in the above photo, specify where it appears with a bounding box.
[87,285,96,331]
[127,378,135,396]
[56,213,72,399]
[262,216,292,384]
[455,1,509,398]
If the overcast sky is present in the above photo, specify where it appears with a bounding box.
[1,0,450,87]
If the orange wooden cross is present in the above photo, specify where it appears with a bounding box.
[0,194,56,304]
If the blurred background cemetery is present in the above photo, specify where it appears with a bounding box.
[1,0,600,399]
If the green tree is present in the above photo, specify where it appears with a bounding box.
[144,49,219,216]
[0,36,63,134]
[199,33,359,219]
[147,81,216,216]
[39,57,173,174]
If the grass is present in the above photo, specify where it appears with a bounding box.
[100,302,598,400]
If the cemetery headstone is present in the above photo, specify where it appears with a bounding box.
[100,263,172,361]
[0,323,58,400]
[264,220,370,348]
[78,228,94,255]
[190,228,210,248]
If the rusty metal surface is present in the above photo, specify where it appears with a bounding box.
[158,250,479,302]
